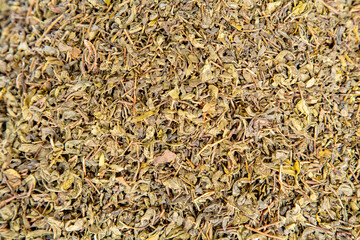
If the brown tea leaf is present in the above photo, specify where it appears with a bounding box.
[154,150,176,165]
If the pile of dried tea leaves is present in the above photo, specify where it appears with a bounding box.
[0,0,360,239]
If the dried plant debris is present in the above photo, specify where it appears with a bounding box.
[0,0,360,239]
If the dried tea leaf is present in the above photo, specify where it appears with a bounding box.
[306,77,317,88]
[71,47,81,59]
[18,143,42,154]
[4,169,21,188]
[0,205,14,221]
[25,230,52,239]
[294,160,301,175]
[62,173,75,190]
[281,166,297,176]
[290,118,303,131]
[200,61,213,82]
[98,151,105,167]
[154,150,176,165]
[65,218,86,232]
[109,164,125,172]
[0,60,6,73]
[209,85,219,99]
[46,217,64,239]
[337,184,353,196]
[247,234,267,240]
[168,87,179,100]
[147,231,161,240]
[265,1,282,15]
[243,71,253,83]
[162,177,183,191]
[275,50,295,63]
[65,140,83,154]
[181,93,195,100]
[292,1,307,16]
[296,99,311,116]
[104,0,111,7]
[125,5,137,26]
[319,149,332,159]
[189,34,205,48]
[58,42,73,52]
[131,110,158,123]
[202,102,216,114]
[115,177,131,189]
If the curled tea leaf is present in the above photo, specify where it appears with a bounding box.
[275,50,295,63]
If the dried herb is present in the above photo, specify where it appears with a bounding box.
[0,0,360,239]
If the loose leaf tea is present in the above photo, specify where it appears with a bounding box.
[154,150,177,165]
[0,0,360,239]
